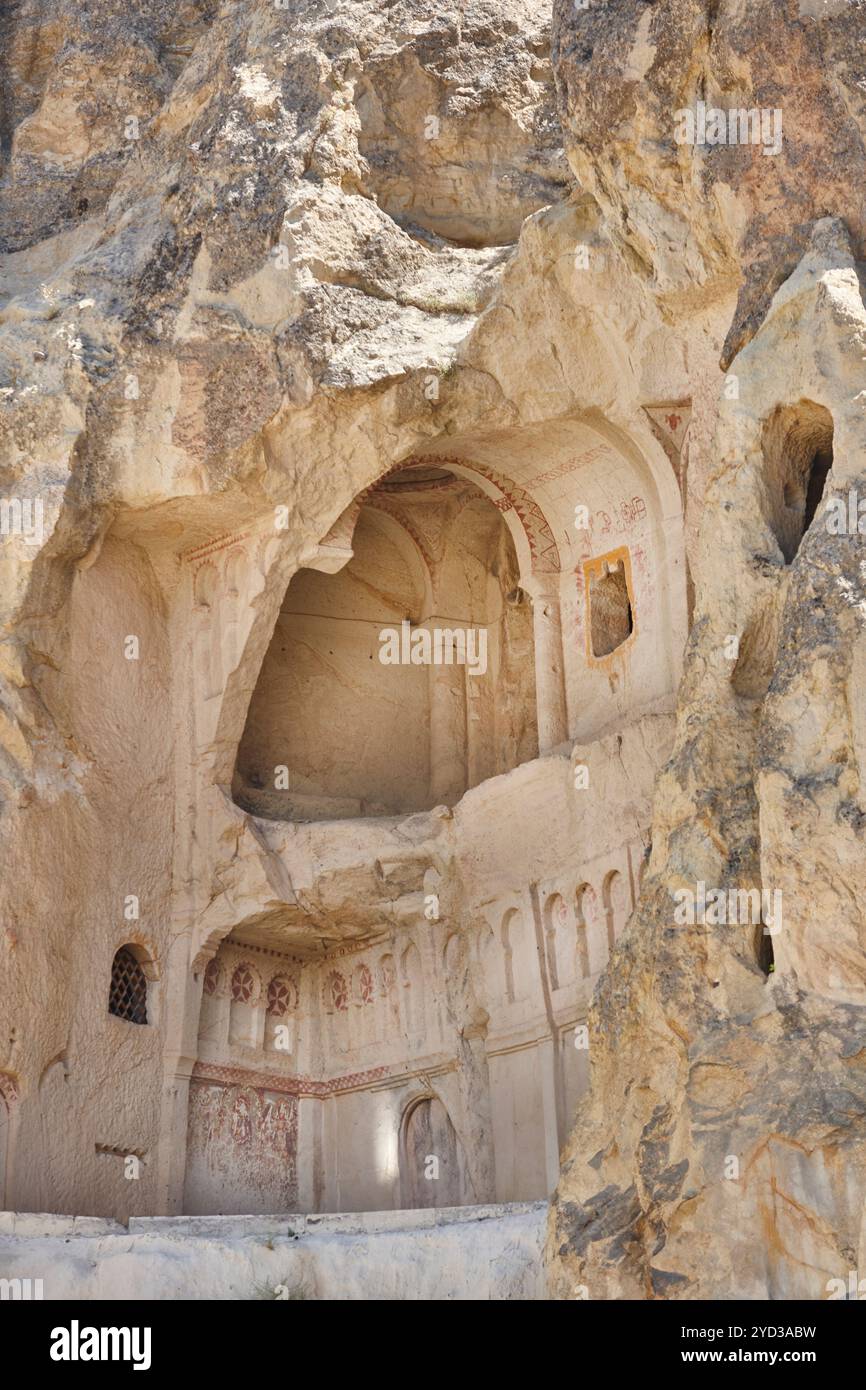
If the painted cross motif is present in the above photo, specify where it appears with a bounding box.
[267,976,296,1017]
[231,964,256,1003]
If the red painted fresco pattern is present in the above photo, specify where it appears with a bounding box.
[467,460,560,572]
[267,975,297,1017]
[186,1078,300,1212]
[396,455,561,573]
[203,959,221,996]
[326,970,349,1012]
[355,963,375,1005]
[231,963,257,1003]
[192,1060,391,1098]
[588,496,647,542]
[527,445,615,487]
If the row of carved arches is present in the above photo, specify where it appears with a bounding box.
[200,954,300,1055]
[196,937,452,1068]
[322,945,425,1054]
[316,867,635,1060]
[194,857,639,1077]
[476,865,636,1013]
[543,870,633,992]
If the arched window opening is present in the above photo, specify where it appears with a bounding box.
[233,465,537,821]
[109,946,149,1025]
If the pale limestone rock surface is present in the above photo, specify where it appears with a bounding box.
[1,0,865,1304]
[547,2,866,1300]
[0,1203,548,1300]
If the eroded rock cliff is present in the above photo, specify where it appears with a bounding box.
[1,0,865,1299]
[548,0,866,1300]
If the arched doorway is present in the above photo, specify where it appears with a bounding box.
[400,1096,464,1208]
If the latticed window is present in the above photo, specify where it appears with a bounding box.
[109,946,148,1025]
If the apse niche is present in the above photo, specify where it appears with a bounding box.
[233,465,538,821]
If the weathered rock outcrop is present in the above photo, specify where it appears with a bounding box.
[548,1,866,1300]
[553,0,866,366]
[0,0,598,1227]
[2,0,866,1301]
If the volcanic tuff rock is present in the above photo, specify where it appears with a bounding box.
[548,2,866,1300]
[2,0,866,1299]
[0,0,568,796]
[553,0,866,366]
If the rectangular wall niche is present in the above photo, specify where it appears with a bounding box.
[583,547,636,663]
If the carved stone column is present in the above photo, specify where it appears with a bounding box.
[529,577,568,752]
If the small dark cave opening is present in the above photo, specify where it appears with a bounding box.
[756,923,775,976]
[803,446,834,534]
[764,402,834,564]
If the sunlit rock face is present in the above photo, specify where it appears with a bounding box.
[0,0,864,1303]
[547,0,866,1301]
[552,0,866,366]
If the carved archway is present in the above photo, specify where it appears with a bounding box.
[399,1093,464,1209]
